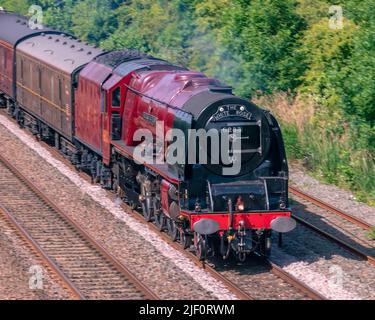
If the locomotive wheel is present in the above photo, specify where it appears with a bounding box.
[254,230,272,257]
[196,234,207,261]
[180,231,192,249]
[166,218,178,241]
[154,212,165,231]
[128,201,137,210]
[141,202,153,222]
[237,252,247,263]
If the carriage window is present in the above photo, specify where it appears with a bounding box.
[20,60,24,80]
[58,78,62,103]
[38,68,42,91]
[3,49,7,70]
[51,76,54,100]
[112,87,121,108]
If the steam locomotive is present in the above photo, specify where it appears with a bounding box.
[0,11,296,261]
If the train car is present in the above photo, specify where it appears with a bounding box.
[0,11,57,105]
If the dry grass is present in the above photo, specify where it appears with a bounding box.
[252,92,375,205]
[252,92,316,132]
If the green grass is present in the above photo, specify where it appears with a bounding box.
[282,122,375,206]
[368,228,375,240]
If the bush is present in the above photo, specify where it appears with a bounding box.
[369,228,375,240]
[254,93,375,205]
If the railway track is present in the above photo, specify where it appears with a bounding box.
[0,153,158,300]
[289,186,375,266]
[289,186,372,230]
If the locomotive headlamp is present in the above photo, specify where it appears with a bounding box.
[236,196,245,211]
[195,200,202,212]
[227,235,235,241]
[279,200,286,209]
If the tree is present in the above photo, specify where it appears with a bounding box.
[101,0,196,66]
[298,18,358,110]
[71,0,120,45]
[193,0,306,97]
[0,0,30,14]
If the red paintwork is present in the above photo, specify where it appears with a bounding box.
[76,63,221,170]
[123,71,217,148]
[75,61,112,155]
[187,211,292,230]
[161,180,172,217]
[0,40,14,97]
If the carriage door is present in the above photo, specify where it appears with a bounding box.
[110,86,122,140]
[101,87,111,165]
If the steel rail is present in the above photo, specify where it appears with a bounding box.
[0,153,159,300]
[0,204,84,300]
[293,215,375,266]
[122,200,330,300]
[266,259,326,300]
[289,186,372,231]
[121,203,255,301]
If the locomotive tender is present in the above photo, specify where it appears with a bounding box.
[0,11,296,261]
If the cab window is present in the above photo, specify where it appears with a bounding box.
[112,87,121,108]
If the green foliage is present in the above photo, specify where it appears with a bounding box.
[282,123,304,159]
[71,0,120,45]
[101,0,196,66]
[279,120,375,204]
[193,0,306,97]
[296,0,330,25]
[298,18,358,109]
[0,0,29,14]
[30,0,76,33]
[369,228,375,240]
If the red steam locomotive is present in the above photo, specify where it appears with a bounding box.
[0,11,295,261]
